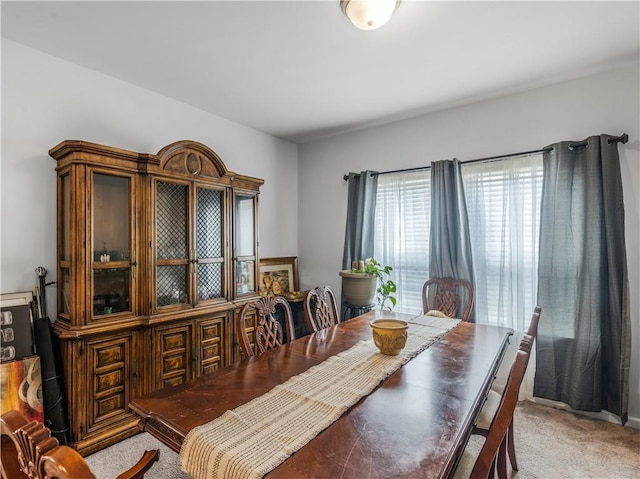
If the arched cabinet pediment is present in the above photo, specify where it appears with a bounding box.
[156,140,229,180]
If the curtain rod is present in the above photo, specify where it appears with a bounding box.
[342,133,629,181]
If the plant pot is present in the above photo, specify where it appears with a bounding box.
[370,319,408,355]
[339,270,377,307]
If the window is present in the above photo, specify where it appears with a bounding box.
[374,171,430,315]
[462,155,542,331]
[373,154,542,332]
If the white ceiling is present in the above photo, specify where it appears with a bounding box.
[2,1,639,144]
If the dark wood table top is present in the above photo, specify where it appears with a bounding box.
[129,310,512,479]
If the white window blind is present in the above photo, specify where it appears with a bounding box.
[462,154,543,332]
[374,171,430,315]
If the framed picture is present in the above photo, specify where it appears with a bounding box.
[1,292,36,362]
[0,291,34,307]
[259,257,299,296]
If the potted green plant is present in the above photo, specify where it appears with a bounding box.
[339,258,397,310]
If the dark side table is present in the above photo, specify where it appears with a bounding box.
[343,302,375,320]
[285,294,310,339]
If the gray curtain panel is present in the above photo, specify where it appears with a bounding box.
[535,135,631,424]
[341,170,379,320]
[342,171,379,269]
[429,159,475,321]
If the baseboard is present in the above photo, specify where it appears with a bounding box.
[625,415,640,429]
[528,397,640,430]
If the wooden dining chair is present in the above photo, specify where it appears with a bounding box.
[453,335,533,479]
[236,296,295,358]
[303,286,340,333]
[422,277,474,321]
[472,306,542,479]
[0,410,159,479]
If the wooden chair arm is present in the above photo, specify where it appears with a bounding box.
[39,446,97,479]
[115,449,160,479]
[40,446,160,479]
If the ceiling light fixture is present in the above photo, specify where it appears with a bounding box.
[341,0,400,31]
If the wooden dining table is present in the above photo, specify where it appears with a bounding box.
[129,310,512,479]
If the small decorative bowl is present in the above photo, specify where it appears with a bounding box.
[370,319,409,355]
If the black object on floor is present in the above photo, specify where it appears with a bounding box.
[33,316,70,445]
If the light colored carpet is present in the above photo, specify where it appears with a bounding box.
[463,401,640,479]
[84,401,640,478]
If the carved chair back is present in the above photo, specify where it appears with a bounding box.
[0,410,159,479]
[303,286,340,333]
[422,277,474,321]
[236,296,295,358]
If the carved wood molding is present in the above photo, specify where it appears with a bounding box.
[145,416,183,446]
[0,410,95,479]
[156,140,228,179]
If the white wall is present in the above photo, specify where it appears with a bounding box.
[298,62,640,427]
[0,40,299,315]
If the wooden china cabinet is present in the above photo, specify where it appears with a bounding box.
[50,139,263,455]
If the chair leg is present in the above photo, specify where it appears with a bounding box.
[507,419,518,471]
[497,437,508,479]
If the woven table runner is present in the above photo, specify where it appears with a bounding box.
[180,314,460,479]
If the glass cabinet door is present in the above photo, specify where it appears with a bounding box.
[234,193,258,297]
[91,172,134,318]
[59,172,72,316]
[195,186,225,304]
[155,180,189,308]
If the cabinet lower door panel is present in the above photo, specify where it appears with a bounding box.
[199,314,228,375]
[153,323,193,389]
[85,332,136,435]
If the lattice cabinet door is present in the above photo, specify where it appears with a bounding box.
[194,185,227,306]
[152,180,229,311]
[153,178,191,311]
